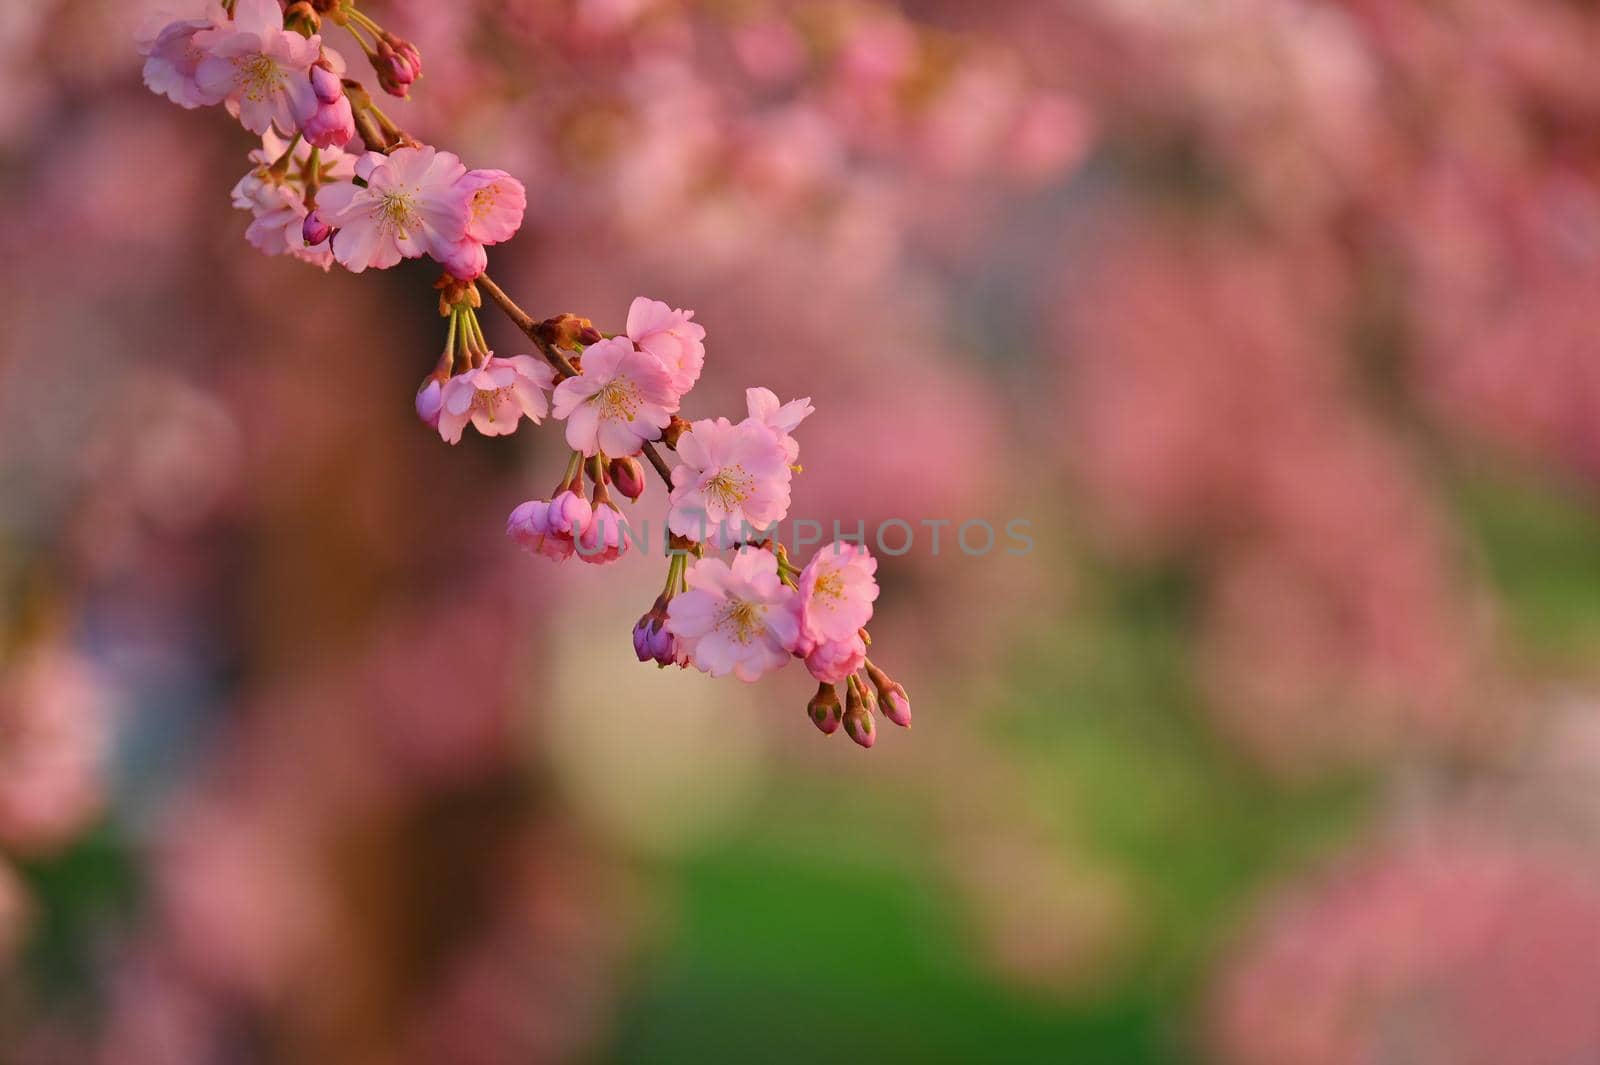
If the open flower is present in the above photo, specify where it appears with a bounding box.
[138,2,228,109]
[627,297,707,396]
[314,146,470,273]
[667,416,792,547]
[666,548,800,681]
[795,541,879,645]
[194,0,321,136]
[550,337,678,457]
[437,355,556,444]
[438,169,528,280]
[745,386,814,463]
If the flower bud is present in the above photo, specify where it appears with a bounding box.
[414,374,444,429]
[374,34,421,97]
[608,456,646,501]
[507,498,551,545]
[807,683,842,736]
[310,61,343,105]
[391,37,423,78]
[866,662,911,728]
[537,313,602,351]
[302,209,332,246]
[843,679,876,749]
[632,597,678,667]
[577,502,630,565]
[662,416,691,448]
[545,490,592,536]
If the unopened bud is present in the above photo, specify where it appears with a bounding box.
[415,374,444,429]
[537,313,602,351]
[310,61,343,104]
[373,34,421,97]
[392,38,422,78]
[866,662,911,728]
[843,679,876,749]
[632,596,677,666]
[302,209,332,246]
[609,456,646,501]
[807,683,842,736]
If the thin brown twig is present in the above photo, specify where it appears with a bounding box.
[477,272,676,490]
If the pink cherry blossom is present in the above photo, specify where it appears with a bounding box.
[803,632,867,684]
[459,169,526,244]
[193,0,322,136]
[138,3,228,109]
[507,492,592,562]
[550,337,678,457]
[314,146,469,273]
[576,502,632,565]
[229,132,353,270]
[665,548,800,682]
[436,169,528,280]
[795,541,879,645]
[626,297,707,396]
[437,355,556,444]
[437,238,487,281]
[667,417,792,547]
[745,386,814,463]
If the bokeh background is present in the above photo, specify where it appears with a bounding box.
[5,0,1600,1062]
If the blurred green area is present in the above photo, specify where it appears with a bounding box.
[602,466,1600,1063]
[18,468,1600,1061]
[604,567,1370,1063]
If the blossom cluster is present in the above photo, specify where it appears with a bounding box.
[140,0,909,747]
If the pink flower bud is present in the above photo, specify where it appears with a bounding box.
[310,62,343,105]
[392,39,422,78]
[880,686,911,728]
[803,633,866,684]
[807,683,842,736]
[865,662,911,728]
[545,490,592,536]
[507,499,550,543]
[415,376,443,429]
[608,456,647,501]
[374,36,421,98]
[302,209,332,247]
[300,93,356,149]
[633,597,678,666]
[843,680,876,750]
[576,502,630,565]
[508,488,593,564]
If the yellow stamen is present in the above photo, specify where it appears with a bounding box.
[718,599,766,644]
[597,378,642,422]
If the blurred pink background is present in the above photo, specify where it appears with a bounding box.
[4,1,1600,1062]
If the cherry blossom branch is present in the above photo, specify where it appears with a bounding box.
[138,0,911,748]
